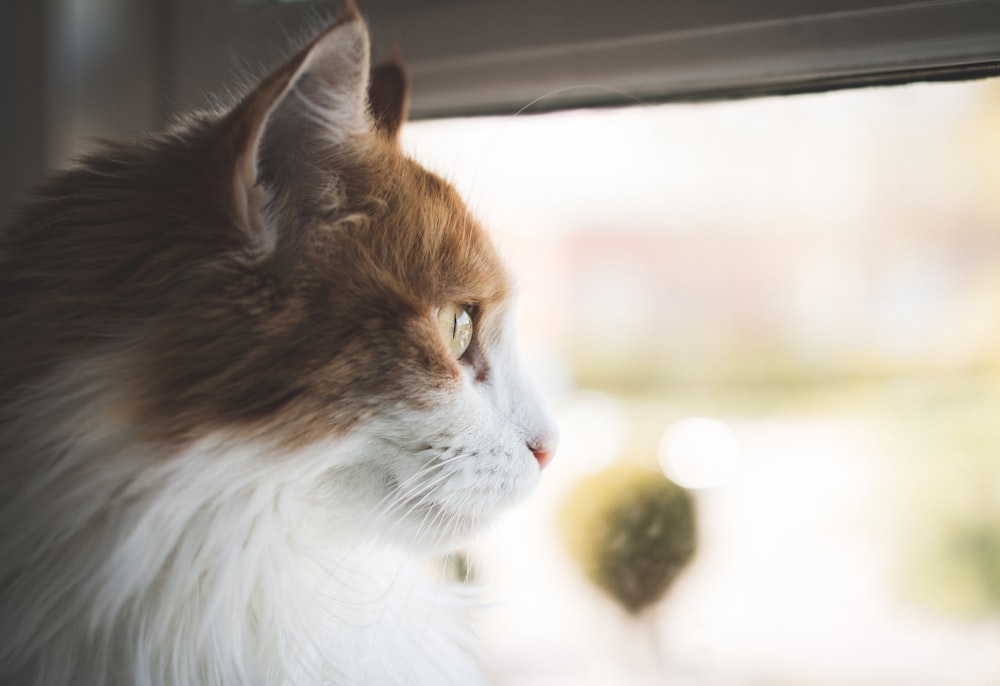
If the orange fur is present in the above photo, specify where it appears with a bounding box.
[0,11,553,685]
[0,22,509,454]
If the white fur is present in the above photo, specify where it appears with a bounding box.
[1,16,558,681]
[0,309,556,685]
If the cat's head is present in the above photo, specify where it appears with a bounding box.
[2,9,556,551]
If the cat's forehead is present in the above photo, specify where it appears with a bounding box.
[337,146,513,310]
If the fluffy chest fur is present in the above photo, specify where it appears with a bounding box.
[1,427,487,685]
[0,7,555,685]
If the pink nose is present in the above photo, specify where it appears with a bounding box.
[530,444,554,469]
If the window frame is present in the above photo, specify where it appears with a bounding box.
[4,0,1000,221]
[230,0,1000,117]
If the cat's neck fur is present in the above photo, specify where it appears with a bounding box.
[0,397,485,685]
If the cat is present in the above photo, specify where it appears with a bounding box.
[0,5,556,685]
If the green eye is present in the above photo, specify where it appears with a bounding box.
[436,303,473,359]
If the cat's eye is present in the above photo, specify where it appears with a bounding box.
[436,303,473,359]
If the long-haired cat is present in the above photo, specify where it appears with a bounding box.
[0,6,556,685]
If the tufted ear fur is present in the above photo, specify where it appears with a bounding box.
[219,7,372,243]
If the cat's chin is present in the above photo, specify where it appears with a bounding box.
[387,503,497,554]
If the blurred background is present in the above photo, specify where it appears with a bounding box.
[410,81,1000,686]
[4,1,1000,684]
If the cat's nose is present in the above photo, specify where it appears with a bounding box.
[528,439,556,469]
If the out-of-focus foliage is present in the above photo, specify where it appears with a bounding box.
[441,550,476,584]
[560,463,696,614]
[884,373,1000,615]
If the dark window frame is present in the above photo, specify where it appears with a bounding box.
[228,0,1000,117]
[4,0,1000,220]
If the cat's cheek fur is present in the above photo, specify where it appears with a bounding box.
[354,315,556,553]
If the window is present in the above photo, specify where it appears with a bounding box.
[403,77,1000,685]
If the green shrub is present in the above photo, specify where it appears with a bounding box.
[560,463,697,614]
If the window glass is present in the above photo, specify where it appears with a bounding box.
[403,77,1000,686]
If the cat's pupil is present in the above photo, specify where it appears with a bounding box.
[437,303,473,359]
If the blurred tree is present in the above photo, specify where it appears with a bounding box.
[560,462,696,614]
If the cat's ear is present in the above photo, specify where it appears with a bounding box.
[368,57,409,141]
[219,7,371,240]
